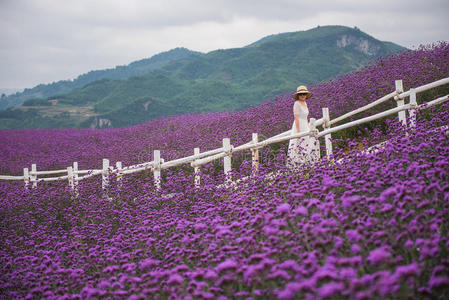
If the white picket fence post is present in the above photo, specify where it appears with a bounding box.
[73,162,79,192]
[395,80,407,126]
[116,161,123,186]
[251,133,259,174]
[223,138,232,183]
[69,162,79,196]
[154,150,161,190]
[194,148,201,188]
[102,159,110,190]
[23,168,30,189]
[409,88,417,128]
[30,164,37,188]
[67,166,75,191]
[322,107,333,157]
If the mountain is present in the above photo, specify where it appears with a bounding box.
[0,47,204,110]
[0,25,405,129]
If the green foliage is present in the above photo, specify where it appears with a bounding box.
[0,48,203,110]
[0,108,78,129]
[84,96,181,128]
[22,98,52,106]
[93,73,187,114]
[57,79,119,106]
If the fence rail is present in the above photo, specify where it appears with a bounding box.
[1,77,448,192]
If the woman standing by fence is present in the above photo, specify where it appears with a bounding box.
[287,85,318,168]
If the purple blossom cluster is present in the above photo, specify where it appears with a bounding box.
[1,42,449,299]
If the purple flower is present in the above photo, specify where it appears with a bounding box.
[263,225,279,235]
[216,227,233,238]
[215,259,238,273]
[139,259,160,270]
[379,186,397,203]
[277,288,295,300]
[81,287,100,298]
[318,282,344,298]
[194,223,207,233]
[404,239,413,248]
[367,247,391,265]
[278,260,301,272]
[341,195,361,209]
[346,229,362,242]
[394,263,420,279]
[204,269,218,280]
[276,203,291,214]
[243,265,258,283]
[167,273,183,285]
[267,270,291,280]
[97,280,111,289]
[429,276,449,288]
[322,175,338,187]
[340,267,357,280]
[351,244,361,253]
[277,283,302,300]
[293,206,308,216]
[381,203,394,213]
[313,267,338,281]
[306,198,320,208]
[334,236,344,249]
[199,292,215,299]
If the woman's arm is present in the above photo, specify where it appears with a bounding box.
[293,101,301,132]
[294,114,300,132]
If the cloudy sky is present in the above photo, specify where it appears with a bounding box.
[1,0,448,91]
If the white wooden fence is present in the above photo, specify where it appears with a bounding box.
[1,77,448,193]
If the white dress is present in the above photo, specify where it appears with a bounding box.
[287,101,318,168]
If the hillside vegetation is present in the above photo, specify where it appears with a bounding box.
[0,42,448,299]
[0,48,203,110]
[0,25,404,129]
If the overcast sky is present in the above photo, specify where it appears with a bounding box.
[1,0,448,90]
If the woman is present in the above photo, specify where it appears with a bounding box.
[287,85,315,168]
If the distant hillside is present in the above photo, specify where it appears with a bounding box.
[0,25,406,129]
[0,88,23,97]
[0,48,204,110]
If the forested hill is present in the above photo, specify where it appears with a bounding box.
[0,25,405,129]
[0,48,204,110]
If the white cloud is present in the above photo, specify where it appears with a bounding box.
[0,0,448,89]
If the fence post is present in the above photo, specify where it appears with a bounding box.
[116,161,123,186]
[223,138,232,184]
[309,118,321,161]
[73,162,79,192]
[23,168,30,189]
[409,88,417,128]
[322,107,333,157]
[67,166,75,191]
[251,133,259,175]
[31,164,37,188]
[154,150,161,191]
[194,148,201,188]
[395,80,407,126]
[102,159,110,190]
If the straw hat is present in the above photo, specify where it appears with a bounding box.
[293,85,312,100]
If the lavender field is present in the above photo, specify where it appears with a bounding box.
[1,42,449,299]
